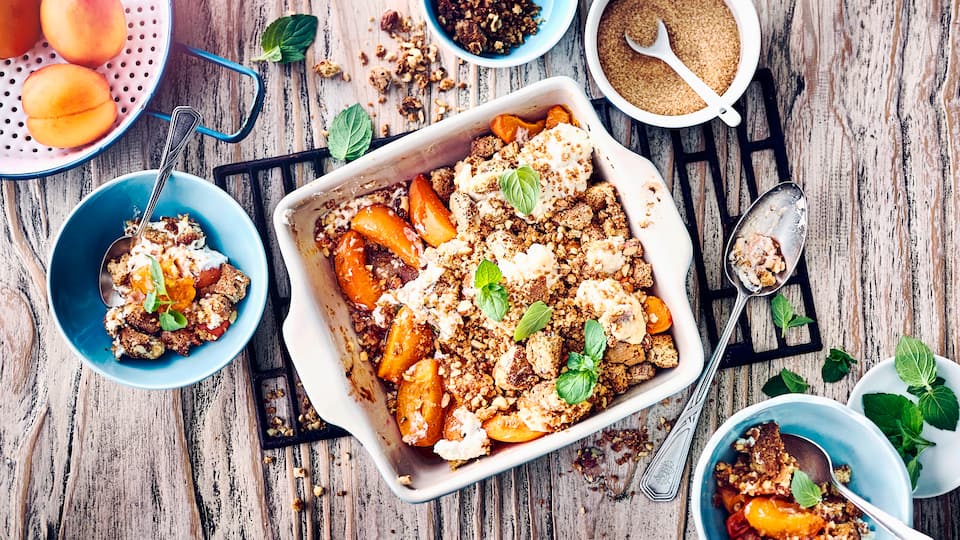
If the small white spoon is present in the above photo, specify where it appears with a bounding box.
[625,19,742,127]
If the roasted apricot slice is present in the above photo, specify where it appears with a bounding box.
[333,230,383,310]
[396,358,445,447]
[195,266,222,289]
[489,114,545,144]
[377,306,435,383]
[544,105,572,129]
[409,173,457,247]
[718,486,748,514]
[483,412,547,443]
[351,204,423,268]
[443,405,466,441]
[743,497,826,539]
[643,295,672,334]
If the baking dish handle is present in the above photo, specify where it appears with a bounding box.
[146,43,265,143]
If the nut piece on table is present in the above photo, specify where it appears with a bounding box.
[313,59,342,78]
[368,66,393,93]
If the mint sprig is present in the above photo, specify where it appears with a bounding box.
[143,255,188,332]
[893,336,958,431]
[790,470,822,508]
[770,293,814,338]
[556,320,605,404]
[862,392,937,489]
[822,347,857,383]
[498,165,540,215]
[252,14,319,63]
[474,260,509,321]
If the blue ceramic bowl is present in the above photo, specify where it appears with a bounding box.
[421,0,578,68]
[48,170,268,389]
[692,395,913,540]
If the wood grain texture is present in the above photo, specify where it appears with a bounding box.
[0,0,957,538]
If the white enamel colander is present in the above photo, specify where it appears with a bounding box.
[0,0,264,180]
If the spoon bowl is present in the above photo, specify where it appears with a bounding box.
[783,433,932,540]
[640,182,808,502]
[98,106,202,306]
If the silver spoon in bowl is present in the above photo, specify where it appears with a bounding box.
[782,433,932,540]
[625,19,742,127]
[98,106,203,306]
[639,182,807,501]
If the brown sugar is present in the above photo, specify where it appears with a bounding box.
[597,0,740,116]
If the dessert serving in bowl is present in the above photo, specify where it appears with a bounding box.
[273,76,703,502]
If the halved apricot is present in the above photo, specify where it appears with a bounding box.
[544,105,572,129]
[351,204,423,268]
[643,295,672,334]
[333,230,383,311]
[377,306,434,384]
[443,405,466,441]
[483,412,547,443]
[743,497,826,539]
[489,114,545,144]
[409,174,457,247]
[396,358,445,447]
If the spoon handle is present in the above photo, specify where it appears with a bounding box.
[833,482,931,540]
[639,291,749,501]
[133,106,203,238]
[658,51,742,127]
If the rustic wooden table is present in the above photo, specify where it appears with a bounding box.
[1,0,958,538]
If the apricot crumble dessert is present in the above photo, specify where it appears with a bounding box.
[316,106,679,464]
[104,215,250,360]
[714,422,867,540]
[729,232,786,290]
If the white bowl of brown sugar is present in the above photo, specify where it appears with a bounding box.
[585,0,761,128]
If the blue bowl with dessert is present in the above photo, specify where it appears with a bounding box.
[691,394,913,540]
[421,0,578,68]
[48,170,268,389]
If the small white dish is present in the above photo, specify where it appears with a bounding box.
[584,0,761,128]
[848,355,960,498]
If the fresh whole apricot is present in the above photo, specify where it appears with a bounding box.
[396,358,445,447]
[332,230,383,311]
[21,64,117,148]
[350,204,423,268]
[41,0,126,67]
[377,306,434,384]
[409,173,457,247]
[743,497,826,539]
[0,0,42,59]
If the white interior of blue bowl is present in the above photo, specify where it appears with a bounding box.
[692,394,913,540]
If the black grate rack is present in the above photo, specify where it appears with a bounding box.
[213,68,822,449]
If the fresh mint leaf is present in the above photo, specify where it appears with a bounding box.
[328,104,373,161]
[918,385,959,431]
[556,369,597,405]
[862,393,918,438]
[514,301,552,341]
[822,348,857,383]
[894,336,937,388]
[474,259,502,289]
[566,351,595,372]
[159,309,188,332]
[908,376,945,398]
[761,375,789,397]
[498,165,540,215]
[147,255,167,296]
[583,319,606,361]
[252,14,319,63]
[477,284,509,321]
[790,470,822,508]
[897,419,935,454]
[143,291,159,314]
[906,455,922,489]
[781,369,809,393]
[770,293,814,338]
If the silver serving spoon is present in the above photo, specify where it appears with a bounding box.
[98,106,203,306]
[782,433,932,540]
[625,19,742,127]
[639,182,807,501]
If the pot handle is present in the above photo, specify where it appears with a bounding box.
[146,43,265,143]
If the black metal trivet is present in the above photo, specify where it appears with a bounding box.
[213,67,822,450]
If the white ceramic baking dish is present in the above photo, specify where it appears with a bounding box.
[273,76,704,503]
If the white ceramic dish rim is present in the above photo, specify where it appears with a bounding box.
[272,76,704,503]
[46,170,269,389]
[419,0,579,68]
[584,0,762,128]
[691,394,914,539]
[847,355,960,499]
